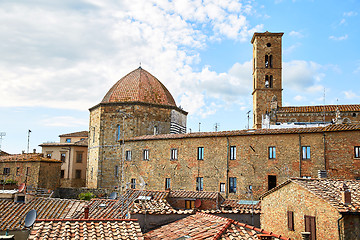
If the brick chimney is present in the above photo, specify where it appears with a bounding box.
[33,149,36,153]
[301,232,310,240]
[84,205,89,219]
[341,183,351,205]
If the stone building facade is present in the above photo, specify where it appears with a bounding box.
[0,153,61,190]
[260,178,360,240]
[40,131,88,188]
[87,68,187,189]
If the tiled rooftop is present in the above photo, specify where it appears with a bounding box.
[0,153,61,163]
[221,200,261,214]
[59,131,88,138]
[144,212,290,240]
[128,124,360,141]
[28,219,144,240]
[0,197,86,231]
[101,67,177,107]
[168,190,224,201]
[261,178,360,213]
[278,104,360,113]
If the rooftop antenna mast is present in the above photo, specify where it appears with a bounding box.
[247,111,251,129]
[214,123,220,132]
[323,88,326,124]
[0,132,6,151]
[27,130,31,153]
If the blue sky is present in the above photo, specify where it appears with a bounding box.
[0,0,359,154]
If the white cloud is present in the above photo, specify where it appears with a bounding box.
[329,35,348,41]
[343,91,360,100]
[283,60,324,91]
[289,31,303,38]
[344,11,358,17]
[294,95,305,101]
[0,0,260,117]
[41,116,88,127]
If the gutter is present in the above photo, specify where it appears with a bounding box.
[337,214,344,240]
[298,133,302,177]
[226,137,230,198]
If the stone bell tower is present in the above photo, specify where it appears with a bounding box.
[251,32,284,129]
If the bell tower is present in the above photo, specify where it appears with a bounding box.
[251,31,283,129]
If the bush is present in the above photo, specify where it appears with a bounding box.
[78,192,95,200]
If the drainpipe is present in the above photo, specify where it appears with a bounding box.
[299,134,302,177]
[323,132,327,172]
[337,214,344,240]
[226,137,230,198]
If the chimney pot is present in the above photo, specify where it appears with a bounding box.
[84,205,89,219]
[341,183,351,205]
[258,234,273,240]
[33,149,36,153]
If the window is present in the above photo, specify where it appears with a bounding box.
[229,177,237,193]
[266,42,271,47]
[165,178,171,189]
[116,125,121,141]
[305,215,316,240]
[143,149,149,160]
[46,152,52,158]
[75,170,81,179]
[302,146,311,159]
[80,138,85,141]
[230,146,236,160]
[220,183,225,193]
[60,152,66,162]
[26,167,30,175]
[60,170,65,178]
[269,55,273,68]
[268,146,276,159]
[288,211,294,231]
[115,165,119,178]
[171,148,178,160]
[196,177,203,191]
[126,150,132,161]
[355,146,360,158]
[3,168,10,175]
[16,167,20,176]
[265,75,273,88]
[131,178,136,189]
[185,200,195,209]
[197,147,204,160]
[76,151,83,163]
[265,55,269,68]
[268,175,277,190]
[66,138,71,143]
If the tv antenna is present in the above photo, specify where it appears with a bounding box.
[0,132,6,151]
[24,209,37,228]
[109,192,117,200]
[214,123,220,132]
[246,111,251,129]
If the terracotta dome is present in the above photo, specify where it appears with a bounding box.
[101,67,176,107]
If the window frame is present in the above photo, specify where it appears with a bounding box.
[131,178,136,189]
[302,146,311,160]
[354,146,360,158]
[229,177,237,193]
[196,177,203,191]
[268,146,276,159]
[3,167,10,175]
[288,211,294,231]
[185,200,195,209]
[66,138,71,143]
[230,146,236,160]
[170,148,178,160]
[126,150,132,161]
[60,152,66,162]
[114,165,119,178]
[75,169,82,179]
[46,152,52,159]
[165,178,171,189]
[143,149,149,161]
[76,151,83,163]
[220,183,225,193]
[197,147,204,160]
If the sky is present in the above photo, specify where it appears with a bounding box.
[0,0,359,154]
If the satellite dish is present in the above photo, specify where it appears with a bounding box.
[24,209,37,228]
[138,176,147,190]
[195,199,202,208]
[18,183,26,192]
[109,192,117,200]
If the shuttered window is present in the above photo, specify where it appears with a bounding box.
[287,211,294,231]
[305,215,316,240]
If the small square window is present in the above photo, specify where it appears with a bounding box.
[66,138,71,143]
[220,183,225,193]
[143,149,149,161]
[197,147,204,160]
[3,168,10,175]
[196,177,203,191]
[355,146,360,158]
[268,146,276,159]
[46,152,52,158]
[16,167,20,176]
[60,152,66,162]
[230,146,236,160]
[171,148,178,160]
[229,177,237,193]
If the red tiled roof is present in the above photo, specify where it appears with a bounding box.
[28,219,144,240]
[59,131,88,138]
[0,153,61,163]
[0,197,86,231]
[101,67,177,107]
[144,212,290,240]
[39,138,88,147]
[168,190,225,202]
[278,104,360,113]
[261,178,360,213]
[221,200,261,214]
[128,124,360,142]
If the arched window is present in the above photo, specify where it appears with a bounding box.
[265,75,269,88]
[265,55,269,68]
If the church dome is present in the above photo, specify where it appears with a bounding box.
[101,67,177,107]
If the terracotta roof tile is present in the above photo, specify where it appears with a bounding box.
[0,153,61,163]
[128,124,360,142]
[221,200,261,214]
[101,67,176,107]
[144,212,290,240]
[278,104,360,113]
[28,219,144,240]
[261,178,360,213]
[168,190,224,201]
[59,131,88,138]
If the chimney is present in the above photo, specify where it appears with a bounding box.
[301,232,310,240]
[258,234,273,240]
[84,205,89,219]
[341,183,351,205]
[33,149,36,153]
[22,150,25,154]
[318,170,327,179]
